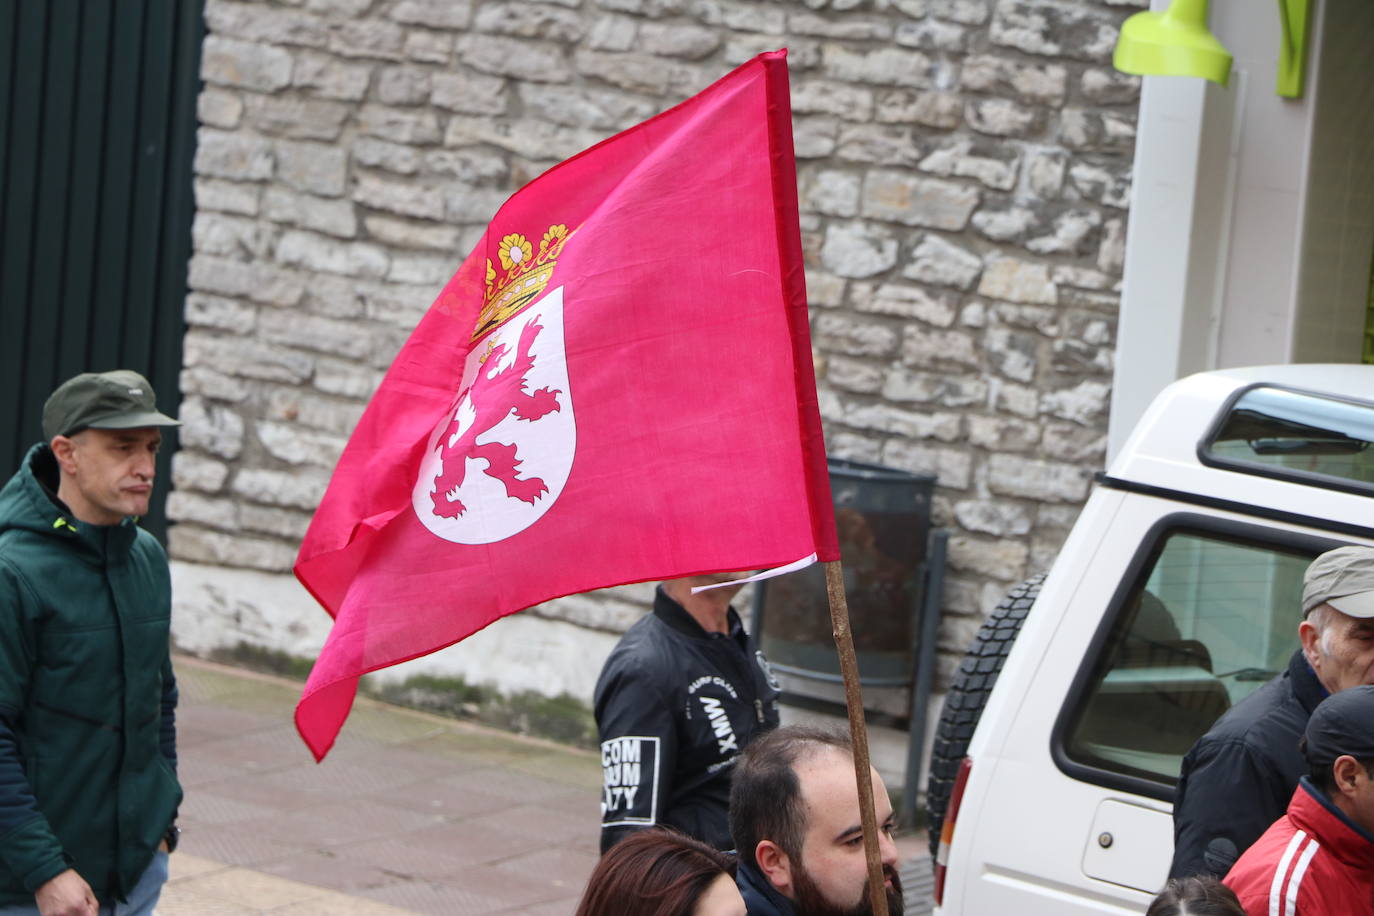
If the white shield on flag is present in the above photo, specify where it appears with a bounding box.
[411,286,576,544]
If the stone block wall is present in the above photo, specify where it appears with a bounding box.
[173,0,1143,768]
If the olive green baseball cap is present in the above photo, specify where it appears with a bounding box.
[42,370,180,440]
[1302,546,1374,619]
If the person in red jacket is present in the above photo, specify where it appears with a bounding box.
[1224,684,1374,915]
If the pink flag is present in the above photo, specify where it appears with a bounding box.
[294,50,837,761]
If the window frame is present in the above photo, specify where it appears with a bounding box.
[1049,512,1344,802]
[1198,381,1374,499]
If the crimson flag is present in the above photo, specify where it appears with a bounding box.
[294,50,838,761]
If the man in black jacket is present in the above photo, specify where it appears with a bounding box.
[1170,545,1374,878]
[729,726,903,916]
[595,574,779,852]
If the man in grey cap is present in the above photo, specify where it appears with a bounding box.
[1170,545,1374,880]
[0,371,182,915]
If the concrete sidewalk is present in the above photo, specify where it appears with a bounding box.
[163,655,933,914]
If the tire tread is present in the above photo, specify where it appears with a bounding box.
[925,573,1045,859]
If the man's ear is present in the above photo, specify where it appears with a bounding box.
[1332,755,1363,798]
[755,840,793,896]
[1299,618,1321,668]
[50,436,77,474]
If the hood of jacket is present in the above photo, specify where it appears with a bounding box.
[0,444,139,557]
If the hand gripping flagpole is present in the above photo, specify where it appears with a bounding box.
[825,560,890,916]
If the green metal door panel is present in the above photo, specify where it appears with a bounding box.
[92,1,149,375]
[0,0,203,540]
[157,4,203,415]
[27,2,81,411]
[1,2,46,440]
[125,2,176,373]
[0,8,13,194]
[61,2,115,378]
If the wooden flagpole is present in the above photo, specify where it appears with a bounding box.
[824,559,890,916]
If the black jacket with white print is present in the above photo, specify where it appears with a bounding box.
[594,585,780,853]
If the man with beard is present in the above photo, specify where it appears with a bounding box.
[729,726,903,916]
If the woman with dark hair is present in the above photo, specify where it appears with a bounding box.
[1147,876,1246,916]
[574,828,745,916]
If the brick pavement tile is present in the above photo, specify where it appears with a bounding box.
[180,823,308,868]
[176,788,280,826]
[239,720,321,747]
[391,817,536,866]
[489,840,596,884]
[179,703,281,742]
[310,797,447,837]
[173,662,247,701]
[487,844,597,894]
[176,756,245,790]
[325,731,417,761]
[328,835,473,882]
[193,725,320,770]
[272,895,417,915]
[156,884,259,915]
[178,672,304,718]
[227,808,395,850]
[426,765,585,806]
[357,878,511,915]
[176,867,323,909]
[457,803,589,848]
[397,730,542,766]
[507,751,600,790]
[539,784,601,820]
[221,695,315,725]
[166,853,231,882]
[512,897,584,916]
[226,769,346,807]
[431,862,574,911]
[190,775,330,812]
[176,717,253,749]
[338,701,453,745]
[259,755,450,800]
[258,849,406,895]
[331,743,472,786]
[363,770,518,820]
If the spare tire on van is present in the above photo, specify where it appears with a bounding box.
[926,574,1044,858]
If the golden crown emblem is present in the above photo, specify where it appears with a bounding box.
[473,223,574,340]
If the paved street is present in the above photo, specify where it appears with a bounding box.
[163,655,932,914]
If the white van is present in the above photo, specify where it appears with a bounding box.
[927,364,1374,914]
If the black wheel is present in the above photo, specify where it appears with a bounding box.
[926,573,1044,858]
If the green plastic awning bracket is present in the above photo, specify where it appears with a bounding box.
[1113,0,1233,88]
[1276,0,1312,98]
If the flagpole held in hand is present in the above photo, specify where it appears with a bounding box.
[824,560,890,916]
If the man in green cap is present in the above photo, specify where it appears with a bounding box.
[0,371,182,915]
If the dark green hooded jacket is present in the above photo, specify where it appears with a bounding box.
[0,444,181,905]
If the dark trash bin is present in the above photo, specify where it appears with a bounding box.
[754,458,935,687]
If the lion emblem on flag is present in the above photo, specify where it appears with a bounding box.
[428,318,561,519]
[412,283,577,544]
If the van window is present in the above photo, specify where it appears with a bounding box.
[1205,386,1374,492]
[1063,531,1315,787]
